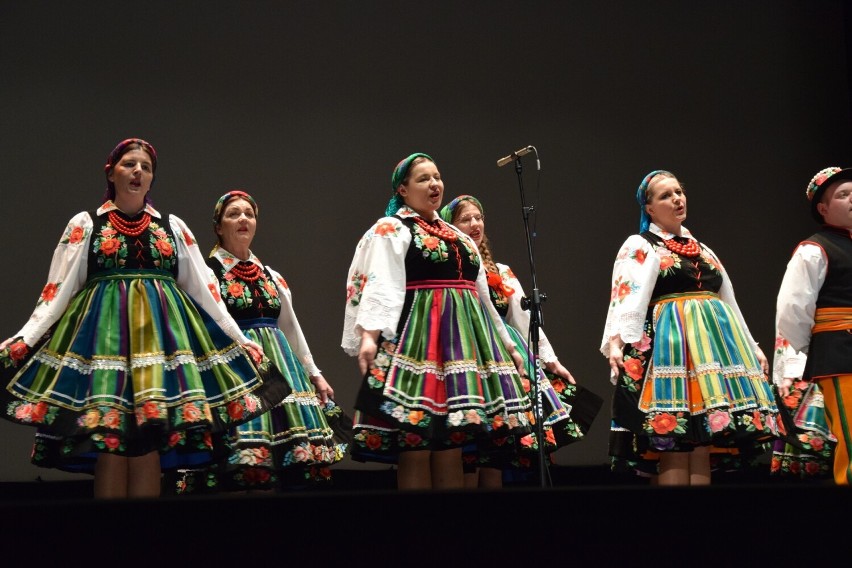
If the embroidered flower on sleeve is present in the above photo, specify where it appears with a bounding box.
[180,227,197,246]
[374,221,399,237]
[208,282,221,302]
[609,275,637,306]
[37,282,61,306]
[62,225,87,245]
[347,272,370,306]
[615,245,632,261]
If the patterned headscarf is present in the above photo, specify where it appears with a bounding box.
[385,152,434,217]
[805,166,852,223]
[439,194,484,223]
[102,138,158,204]
[210,190,259,256]
[635,169,673,233]
[212,190,259,225]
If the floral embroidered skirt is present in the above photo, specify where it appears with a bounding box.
[351,284,532,462]
[770,379,836,481]
[610,293,782,468]
[0,270,289,473]
[464,320,603,471]
[167,319,350,494]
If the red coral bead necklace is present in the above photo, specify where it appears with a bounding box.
[412,216,458,241]
[108,210,151,237]
[663,237,701,258]
[229,261,262,282]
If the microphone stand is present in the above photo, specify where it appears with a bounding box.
[510,151,549,489]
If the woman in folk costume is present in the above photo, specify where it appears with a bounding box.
[168,190,349,494]
[602,169,782,485]
[0,138,286,499]
[342,152,532,490]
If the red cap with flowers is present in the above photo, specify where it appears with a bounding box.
[806,166,852,223]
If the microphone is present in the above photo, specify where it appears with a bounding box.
[497,145,534,167]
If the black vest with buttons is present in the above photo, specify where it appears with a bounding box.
[802,226,852,380]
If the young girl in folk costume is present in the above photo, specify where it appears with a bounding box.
[440,194,602,488]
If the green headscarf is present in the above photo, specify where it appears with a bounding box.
[439,194,483,224]
[385,152,434,217]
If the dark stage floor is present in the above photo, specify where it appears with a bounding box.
[0,465,845,565]
[0,462,788,501]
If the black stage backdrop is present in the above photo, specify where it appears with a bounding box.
[0,0,850,483]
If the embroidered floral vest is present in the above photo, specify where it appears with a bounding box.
[88,210,178,277]
[399,215,479,282]
[206,257,282,321]
[640,231,722,299]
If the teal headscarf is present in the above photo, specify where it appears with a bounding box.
[439,194,483,223]
[385,152,434,217]
[636,170,672,233]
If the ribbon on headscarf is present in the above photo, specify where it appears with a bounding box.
[213,190,259,225]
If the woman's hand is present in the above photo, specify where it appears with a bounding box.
[776,377,793,399]
[310,374,334,404]
[243,341,264,366]
[358,330,380,376]
[0,337,29,367]
[608,336,625,380]
[544,359,576,385]
[508,347,528,378]
[755,346,769,377]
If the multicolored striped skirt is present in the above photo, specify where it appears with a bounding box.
[465,320,602,471]
[770,379,835,480]
[351,280,532,461]
[168,318,349,493]
[611,291,781,463]
[1,270,288,472]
